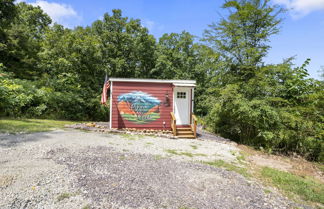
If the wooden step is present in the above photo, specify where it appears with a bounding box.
[176,127,192,131]
[177,131,194,135]
[175,127,196,138]
[177,135,196,139]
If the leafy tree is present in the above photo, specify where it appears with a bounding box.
[204,0,284,80]
[91,9,156,78]
[37,24,108,120]
[203,0,323,161]
[1,2,51,79]
[0,0,16,67]
[0,0,16,28]
[154,31,218,115]
[155,32,197,79]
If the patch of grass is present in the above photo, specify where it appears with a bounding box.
[315,163,324,173]
[57,192,73,201]
[82,205,91,209]
[229,150,247,165]
[146,142,154,145]
[203,160,250,178]
[263,188,272,194]
[120,134,136,140]
[120,134,144,140]
[236,153,246,162]
[230,150,236,156]
[236,152,248,166]
[0,118,80,134]
[154,154,164,160]
[165,149,178,155]
[190,145,198,150]
[261,167,324,204]
[165,149,207,158]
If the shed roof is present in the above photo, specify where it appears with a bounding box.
[109,78,196,86]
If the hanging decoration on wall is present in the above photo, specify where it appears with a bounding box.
[117,91,161,124]
[163,92,170,107]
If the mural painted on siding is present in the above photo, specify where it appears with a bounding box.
[117,91,161,124]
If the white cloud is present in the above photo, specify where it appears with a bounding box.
[142,19,165,33]
[16,0,80,28]
[274,0,324,18]
[142,19,155,31]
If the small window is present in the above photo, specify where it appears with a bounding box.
[177,92,186,99]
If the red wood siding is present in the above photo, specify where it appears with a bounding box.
[111,81,173,130]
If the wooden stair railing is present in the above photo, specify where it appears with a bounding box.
[170,112,176,136]
[170,112,197,138]
[191,113,197,138]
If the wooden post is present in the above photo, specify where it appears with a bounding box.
[192,113,197,138]
[170,112,176,136]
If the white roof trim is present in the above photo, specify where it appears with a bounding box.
[109,77,196,85]
[173,83,196,87]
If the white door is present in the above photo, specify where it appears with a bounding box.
[174,87,191,125]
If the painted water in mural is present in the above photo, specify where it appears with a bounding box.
[117,91,161,124]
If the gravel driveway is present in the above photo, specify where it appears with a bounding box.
[0,130,304,209]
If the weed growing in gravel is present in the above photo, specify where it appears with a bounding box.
[315,163,324,173]
[165,149,207,158]
[154,154,165,160]
[146,142,154,145]
[121,134,144,140]
[229,150,247,165]
[57,192,74,201]
[203,160,250,178]
[82,205,91,209]
[190,145,198,150]
[261,167,324,204]
[236,153,246,163]
[230,150,236,156]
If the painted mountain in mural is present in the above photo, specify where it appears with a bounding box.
[117,91,161,124]
[117,101,136,115]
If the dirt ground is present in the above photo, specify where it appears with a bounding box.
[238,145,324,183]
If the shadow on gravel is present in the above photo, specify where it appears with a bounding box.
[0,132,53,148]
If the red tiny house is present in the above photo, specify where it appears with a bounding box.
[109,78,196,138]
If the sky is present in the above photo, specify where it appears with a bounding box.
[17,0,324,79]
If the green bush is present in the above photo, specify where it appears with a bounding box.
[206,64,324,162]
[0,67,109,121]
